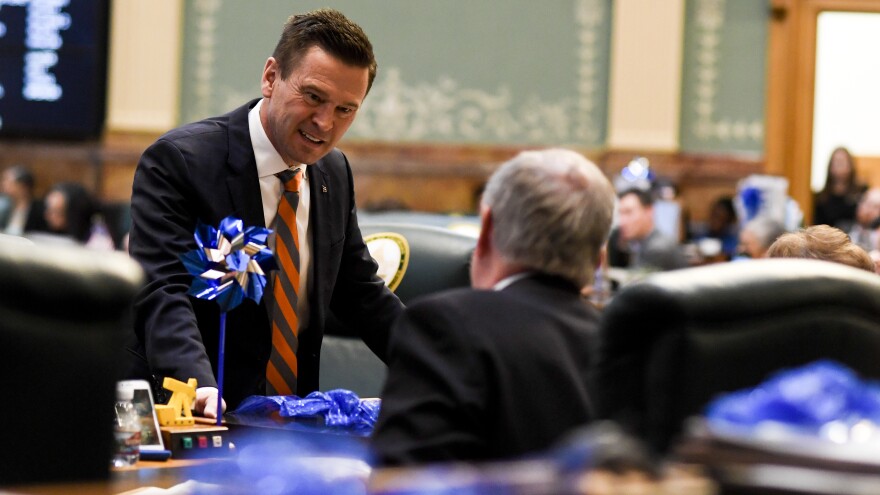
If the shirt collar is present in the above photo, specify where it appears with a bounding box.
[249,99,305,178]
[492,271,535,291]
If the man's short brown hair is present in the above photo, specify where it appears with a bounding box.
[272,9,377,93]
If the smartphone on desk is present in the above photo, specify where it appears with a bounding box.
[118,379,173,462]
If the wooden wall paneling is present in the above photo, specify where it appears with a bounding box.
[768,0,880,223]
[1,136,763,226]
[789,0,821,223]
[855,156,880,189]
[765,0,798,179]
[0,140,102,197]
[97,133,155,202]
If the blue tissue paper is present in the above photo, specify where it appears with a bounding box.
[706,360,880,432]
[233,389,381,434]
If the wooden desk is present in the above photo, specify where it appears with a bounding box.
[2,419,368,494]
[4,458,225,495]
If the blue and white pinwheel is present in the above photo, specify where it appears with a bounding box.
[180,216,275,312]
[179,216,276,424]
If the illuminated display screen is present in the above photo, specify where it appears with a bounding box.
[0,0,109,139]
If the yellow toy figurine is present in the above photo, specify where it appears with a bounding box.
[155,377,197,426]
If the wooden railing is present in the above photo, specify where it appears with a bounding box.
[0,133,764,223]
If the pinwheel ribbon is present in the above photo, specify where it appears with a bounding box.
[179,216,276,424]
[180,216,276,312]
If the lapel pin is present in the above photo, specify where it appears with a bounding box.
[322,184,328,193]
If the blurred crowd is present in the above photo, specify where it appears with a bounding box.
[0,165,125,251]
[3,144,879,278]
[603,146,880,289]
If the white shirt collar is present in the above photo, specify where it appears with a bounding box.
[492,271,534,291]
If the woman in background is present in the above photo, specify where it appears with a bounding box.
[813,146,866,230]
[43,182,96,244]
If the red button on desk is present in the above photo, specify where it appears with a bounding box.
[198,436,208,449]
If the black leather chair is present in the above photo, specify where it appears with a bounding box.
[358,221,475,305]
[0,239,144,485]
[320,221,476,397]
[595,258,880,453]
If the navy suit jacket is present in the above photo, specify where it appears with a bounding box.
[128,99,403,408]
[371,274,600,465]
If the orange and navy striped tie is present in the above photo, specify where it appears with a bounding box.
[266,167,303,396]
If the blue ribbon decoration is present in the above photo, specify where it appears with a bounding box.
[180,216,276,424]
[180,216,275,313]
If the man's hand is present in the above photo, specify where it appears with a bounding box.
[194,386,227,418]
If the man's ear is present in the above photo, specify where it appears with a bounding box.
[261,57,278,98]
[476,206,493,255]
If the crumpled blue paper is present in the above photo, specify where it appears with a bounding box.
[234,389,381,433]
[706,360,880,431]
[180,216,275,312]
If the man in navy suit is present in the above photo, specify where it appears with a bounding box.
[128,9,403,417]
[371,149,617,465]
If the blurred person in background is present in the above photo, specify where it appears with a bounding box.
[767,224,874,273]
[0,165,48,236]
[44,182,94,243]
[39,182,115,249]
[847,188,880,252]
[690,196,739,261]
[736,217,788,260]
[607,188,687,272]
[813,146,866,231]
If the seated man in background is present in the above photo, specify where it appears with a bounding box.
[371,149,616,465]
[607,188,687,272]
[767,224,875,273]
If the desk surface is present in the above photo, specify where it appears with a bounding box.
[5,459,222,494]
[2,419,372,494]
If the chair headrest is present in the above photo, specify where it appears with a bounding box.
[606,258,880,324]
[0,239,144,322]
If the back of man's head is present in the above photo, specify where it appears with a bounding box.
[481,149,615,287]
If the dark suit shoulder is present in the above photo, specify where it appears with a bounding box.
[158,118,228,144]
[402,280,596,343]
[155,99,257,148]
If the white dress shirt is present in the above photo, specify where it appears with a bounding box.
[248,99,312,328]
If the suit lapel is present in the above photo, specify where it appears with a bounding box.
[308,162,331,311]
[225,99,265,227]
